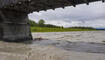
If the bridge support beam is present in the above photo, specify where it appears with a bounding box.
[0,9,33,42]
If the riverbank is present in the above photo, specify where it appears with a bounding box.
[31,27,98,32]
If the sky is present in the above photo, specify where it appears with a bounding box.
[28,1,105,28]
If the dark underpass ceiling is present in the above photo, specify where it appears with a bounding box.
[0,0,104,13]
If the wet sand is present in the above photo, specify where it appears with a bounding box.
[0,31,105,60]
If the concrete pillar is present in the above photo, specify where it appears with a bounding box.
[0,9,33,42]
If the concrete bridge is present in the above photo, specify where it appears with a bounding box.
[0,0,104,42]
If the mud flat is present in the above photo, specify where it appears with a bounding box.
[0,31,105,60]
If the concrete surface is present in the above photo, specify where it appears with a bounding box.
[0,9,32,42]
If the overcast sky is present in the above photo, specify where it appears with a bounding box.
[28,1,105,28]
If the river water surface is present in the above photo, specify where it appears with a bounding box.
[0,31,105,60]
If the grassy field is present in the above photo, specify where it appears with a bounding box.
[31,27,98,32]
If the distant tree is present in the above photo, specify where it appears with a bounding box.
[69,26,95,29]
[29,19,63,28]
[45,24,61,28]
[29,20,38,27]
[61,26,64,28]
[38,19,45,27]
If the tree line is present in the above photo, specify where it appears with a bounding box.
[29,19,62,28]
[69,26,95,29]
[29,19,95,29]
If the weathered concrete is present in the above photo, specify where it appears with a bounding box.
[0,9,32,42]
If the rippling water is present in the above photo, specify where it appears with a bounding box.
[0,31,105,60]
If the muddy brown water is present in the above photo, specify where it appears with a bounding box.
[0,31,105,60]
[25,31,105,54]
[22,39,105,54]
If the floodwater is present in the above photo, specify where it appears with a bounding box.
[31,31,105,53]
[32,31,105,43]
[0,31,105,60]
[31,40,105,53]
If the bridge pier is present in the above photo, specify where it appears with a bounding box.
[0,9,33,42]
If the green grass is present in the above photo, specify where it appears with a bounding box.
[31,27,98,32]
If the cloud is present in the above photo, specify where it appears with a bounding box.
[28,1,105,28]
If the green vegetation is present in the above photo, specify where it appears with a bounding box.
[31,27,97,32]
[29,19,97,32]
[38,19,45,27]
[29,19,61,28]
[29,20,38,27]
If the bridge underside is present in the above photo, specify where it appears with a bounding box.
[0,0,102,13]
[0,9,32,42]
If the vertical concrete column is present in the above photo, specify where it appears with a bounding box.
[0,9,33,42]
